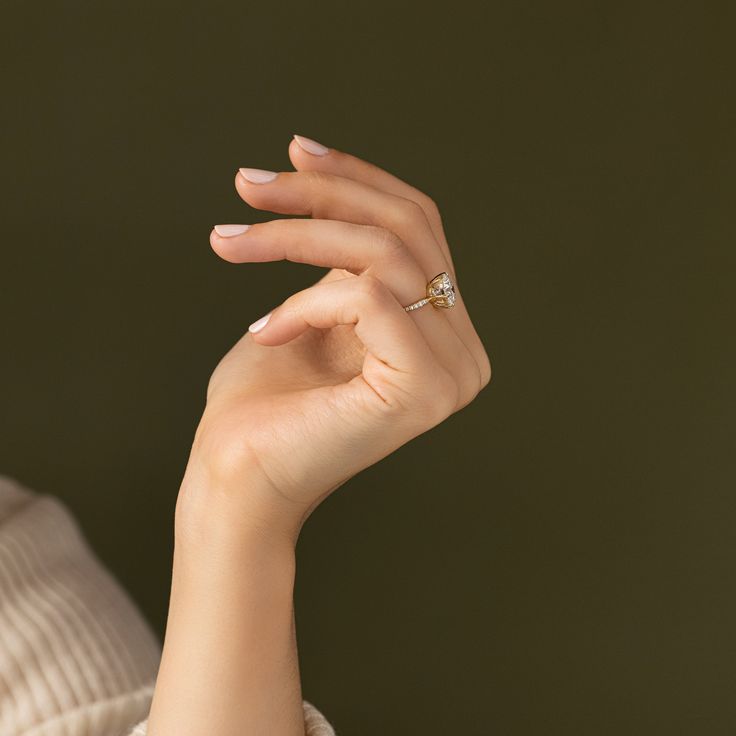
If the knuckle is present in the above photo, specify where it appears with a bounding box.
[456,363,483,409]
[370,226,412,263]
[416,368,459,425]
[303,171,335,217]
[398,197,429,228]
[417,192,441,220]
[433,371,461,421]
[479,350,492,389]
[455,349,492,408]
[305,169,333,191]
[370,225,403,253]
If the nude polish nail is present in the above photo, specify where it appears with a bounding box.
[214,224,251,237]
[293,134,329,156]
[248,311,272,333]
[239,167,278,184]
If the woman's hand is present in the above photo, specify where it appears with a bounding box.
[178,135,491,544]
[148,137,491,736]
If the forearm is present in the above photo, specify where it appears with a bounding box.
[146,468,306,736]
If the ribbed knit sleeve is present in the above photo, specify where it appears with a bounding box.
[0,476,335,736]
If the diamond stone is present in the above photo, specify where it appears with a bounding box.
[429,272,456,307]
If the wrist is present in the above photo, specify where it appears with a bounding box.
[174,451,307,553]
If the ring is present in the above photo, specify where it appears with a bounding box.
[403,271,456,312]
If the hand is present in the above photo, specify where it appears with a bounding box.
[151,140,491,732]
[178,135,491,543]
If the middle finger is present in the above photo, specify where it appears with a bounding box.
[235,168,450,284]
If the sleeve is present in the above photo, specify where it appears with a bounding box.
[126,699,336,736]
[0,475,336,736]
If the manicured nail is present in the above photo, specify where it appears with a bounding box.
[293,134,329,156]
[239,167,278,184]
[248,311,272,333]
[214,224,251,237]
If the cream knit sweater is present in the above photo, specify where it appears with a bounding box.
[0,475,335,736]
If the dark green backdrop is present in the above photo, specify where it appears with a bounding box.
[2,2,735,734]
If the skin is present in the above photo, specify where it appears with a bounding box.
[145,137,491,736]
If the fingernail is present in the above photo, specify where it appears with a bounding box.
[214,224,251,237]
[248,311,272,333]
[239,167,278,184]
[293,134,329,156]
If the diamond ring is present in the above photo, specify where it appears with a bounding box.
[403,271,456,312]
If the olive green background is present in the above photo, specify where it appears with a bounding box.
[2,1,735,734]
